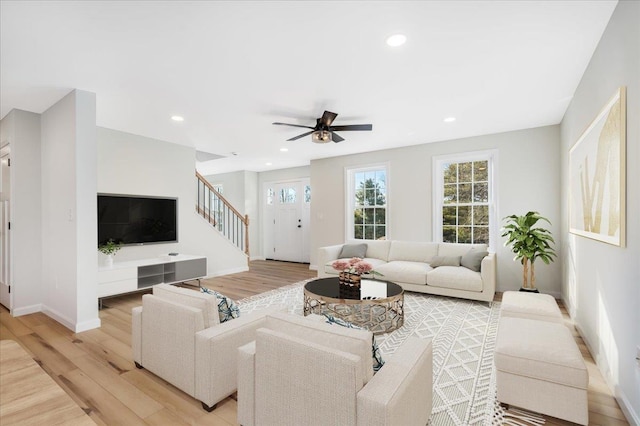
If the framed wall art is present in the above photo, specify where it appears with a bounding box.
[569,86,626,247]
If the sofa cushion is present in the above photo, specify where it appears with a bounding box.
[438,243,488,258]
[461,248,488,272]
[264,312,374,384]
[427,266,482,292]
[323,314,385,373]
[324,258,387,275]
[338,243,368,259]
[153,283,219,328]
[347,239,391,261]
[201,287,241,323]
[429,256,461,267]
[374,261,431,285]
[388,241,439,263]
[500,291,563,323]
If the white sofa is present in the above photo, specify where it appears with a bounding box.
[318,240,496,303]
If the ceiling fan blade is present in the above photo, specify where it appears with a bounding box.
[329,124,373,132]
[320,110,338,127]
[287,130,315,141]
[273,122,315,130]
[331,132,345,143]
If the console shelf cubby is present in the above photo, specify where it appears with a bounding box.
[98,255,207,298]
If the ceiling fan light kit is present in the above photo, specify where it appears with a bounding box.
[312,130,332,143]
[273,110,372,144]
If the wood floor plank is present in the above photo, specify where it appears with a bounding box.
[0,260,630,425]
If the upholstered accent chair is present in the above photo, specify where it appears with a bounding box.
[237,312,433,426]
[132,284,283,411]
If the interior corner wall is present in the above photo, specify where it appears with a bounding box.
[41,90,100,332]
[559,0,640,422]
[0,110,43,315]
[97,128,248,277]
[310,126,561,295]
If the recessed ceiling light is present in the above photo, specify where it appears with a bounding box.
[171,115,184,122]
[265,162,272,166]
[443,117,456,123]
[280,147,289,152]
[386,34,407,47]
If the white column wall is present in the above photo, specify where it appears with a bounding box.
[40,90,100,332]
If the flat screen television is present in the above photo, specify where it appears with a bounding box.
[98,194,178,245]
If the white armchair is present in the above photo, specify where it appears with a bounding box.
[132,284,283,411]
[237,312,433,426]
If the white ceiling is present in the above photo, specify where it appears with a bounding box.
[0,1,617,174]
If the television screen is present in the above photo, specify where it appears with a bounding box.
[98,194,178,245]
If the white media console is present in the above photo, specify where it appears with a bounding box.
[97,254,207,298]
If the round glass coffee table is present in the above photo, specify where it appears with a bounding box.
[303,277,404,334]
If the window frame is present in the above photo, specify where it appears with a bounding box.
[345,163,390,241]
[432,150,498,250]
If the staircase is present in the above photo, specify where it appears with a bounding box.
[196,171,249,256]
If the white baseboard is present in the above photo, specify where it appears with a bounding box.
[207,266,249,278]
[250,256,266,261]
[309,264,318,271]
[75,318,101,333]
[573,322,639,426]
[41,305,78,332]
[12,304,42,317]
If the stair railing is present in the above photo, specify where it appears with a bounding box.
[196,171,249,256]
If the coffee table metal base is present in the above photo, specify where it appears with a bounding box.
[303,290,404,335]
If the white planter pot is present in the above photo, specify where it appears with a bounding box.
[104,255,114,267]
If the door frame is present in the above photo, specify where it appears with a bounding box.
[0,144,11,310]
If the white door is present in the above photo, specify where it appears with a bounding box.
[269,179,310,263]
[0,148,10,309]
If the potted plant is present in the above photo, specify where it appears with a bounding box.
[98,238,122,267]
[501,211,556,292]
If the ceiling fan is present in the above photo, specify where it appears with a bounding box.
[273,110,373,143]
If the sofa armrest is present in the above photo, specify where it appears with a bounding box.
[132,306,142,364]
[356,337,433,426]
[317,244,344,277]
[194,305,285,407]
[481,252,496,297]
[237,341,257,426]
[140,295,205,396]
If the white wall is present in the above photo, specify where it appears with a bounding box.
[0,110,43,315]
[41,90,100,332]
[310,126,562,295]
[98,128,248,277]
[559,1,639,422]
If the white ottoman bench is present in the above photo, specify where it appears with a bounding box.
[495,317,588,425]
[501,291,563,323]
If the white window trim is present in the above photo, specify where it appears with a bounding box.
[432,150,498,251]
[345,162,390,241]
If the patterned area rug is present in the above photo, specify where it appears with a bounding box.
[237,280,543,426]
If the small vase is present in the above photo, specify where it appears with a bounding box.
[339,272,361,287]
[104,255,114,267]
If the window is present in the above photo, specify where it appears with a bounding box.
[347,165,388,240]
[434,151,497,248]
[304,185,311,203]
[279,187,296,204]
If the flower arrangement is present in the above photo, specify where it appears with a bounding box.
[332,257,382,277]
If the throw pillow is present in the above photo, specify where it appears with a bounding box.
[430,255,462,268]
[201,287,241,323]
[323,314,385,373]
[461,248,489,272]
[338,243,367,259]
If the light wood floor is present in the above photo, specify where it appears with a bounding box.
[0,260,630,425]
